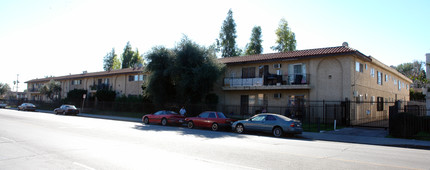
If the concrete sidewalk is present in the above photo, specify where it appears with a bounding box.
[35,109,430,149]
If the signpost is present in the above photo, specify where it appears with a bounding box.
[82,94,86,112]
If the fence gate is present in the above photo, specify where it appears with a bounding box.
[349,101,394,128]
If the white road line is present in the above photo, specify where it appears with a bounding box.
[0,136,16,143]
[73,162,96,170]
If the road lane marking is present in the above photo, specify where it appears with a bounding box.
[73,162,96,170]
[0,137,16,143]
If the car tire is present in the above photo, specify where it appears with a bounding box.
[273,127,283,137]
[211,123,219,131]
[187,121,194,129]
[62,111,65,115]
[235,124,244,134]
[143,117,149,124]
[161,118,168,126]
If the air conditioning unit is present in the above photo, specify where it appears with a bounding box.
[274,63,281,69]
[353,91,358,97]
[274,93,282,98]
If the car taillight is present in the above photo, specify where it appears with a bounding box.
[290,123,295,127]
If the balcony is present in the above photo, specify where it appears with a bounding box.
[223,74,310,91]
[28,88,40,93]
[89,83,112,92]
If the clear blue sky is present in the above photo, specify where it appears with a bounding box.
[1,0,429,92]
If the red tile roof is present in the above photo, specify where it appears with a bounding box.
[218,46,370,64]
[25,67,145,83]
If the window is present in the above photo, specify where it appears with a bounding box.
[266,115,276,121]
[129,74,145,81]
[104,78,109,84]
[257,94,267,106]
[377,97,384,111]
[199,112,210,118]
[129,75,134,81]
[398,80,401,90]
[251,115,265,121]
[276,70,282,75]
[242,67,256,78]
[370,68,375,77]
[258,65,268,78]
[139,75,144,81]
[355,62,363,72]
[377,71,383,85]
[385,75,388,82]
[134,75,138,81]
[208,112,216,118]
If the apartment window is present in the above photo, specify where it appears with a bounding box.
[71,80,82,85]
[242,67,256,78]
[129,74,145,81]
[355,62,363,72]
[370,68,375,77]
[385,74,388,82]
[257,94,268,106]
[104,78,109,84]
[398,80,401,90]
[377,71,383,85]
[139,75,144,81]
[377,97,384,111]
[129,75,134,81]
[276,70,282,75]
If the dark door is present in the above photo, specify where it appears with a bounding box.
[240,95,249,115]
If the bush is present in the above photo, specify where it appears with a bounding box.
[95,89,116,102]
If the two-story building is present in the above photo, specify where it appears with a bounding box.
[25,67,147,101]
[217,43,412,123]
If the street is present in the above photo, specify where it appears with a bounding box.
[1,109,429,170]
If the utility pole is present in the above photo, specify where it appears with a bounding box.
[16,74,19,99]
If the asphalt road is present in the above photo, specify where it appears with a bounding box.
[1,109,429,170]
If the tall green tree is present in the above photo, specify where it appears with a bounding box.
[217,9,240,57]
[131,49,144,67]
[121,42,144,69]
[245,26,263,55]
[0,83,10,96]
[144,37,225,105]
[173,37,224,103]
[39,79,62,101]
[143,46,176,105]
[103,48,121,71]
[394,61,427,88]
[271,18,296,52]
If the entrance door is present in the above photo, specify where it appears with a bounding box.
[240,95,249,115]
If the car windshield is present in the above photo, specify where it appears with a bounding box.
[167,111,178,115]
[216,112,226,118]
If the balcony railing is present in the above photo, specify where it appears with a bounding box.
[28,88,40,92]
[224,74,310,87]
[89,83,112,91]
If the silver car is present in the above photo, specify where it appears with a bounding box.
[232,113,303,137]
[18,103,36,111]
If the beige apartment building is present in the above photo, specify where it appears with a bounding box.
[217,44,412,120]
[25,67,146,101]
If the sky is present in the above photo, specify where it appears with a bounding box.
[1,0,429,92]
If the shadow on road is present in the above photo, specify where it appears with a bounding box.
[132,124,314,142]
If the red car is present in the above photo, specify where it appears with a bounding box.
[185,111,236,131]
[142,110,185,126]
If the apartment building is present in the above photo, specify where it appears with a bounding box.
[25,67,146,101]
[217,44,412,117]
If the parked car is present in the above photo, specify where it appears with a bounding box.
[18,103,37,111]
[54,105,79,115]
[185,111,236,131]
[232,113,303,137]
[142,110,185,126]
[0,102,7,108]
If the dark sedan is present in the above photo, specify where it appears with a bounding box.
[185,111,236,131]
[54,105,79,115]
[232,113,302,137]
[18,103,36,111]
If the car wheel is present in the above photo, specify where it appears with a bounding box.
[54,111,58,115]
[235,124,244,134]
[161,118,168,126]
[187,121,194,129]
[62,111,65,115]
[273,127,283,137]
[211,123,219,131]
[143,117,149,124]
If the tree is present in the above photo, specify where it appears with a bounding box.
[143,46,176,105]
[173,37,224,104]
[217,9,240,57]
[144,37,225,105]
[95,89,116,102]
[39,79,62,101]
[245,26,263,55]
[393,61,427,88]
[121,42,144,69]
[0,83,10,96]
[271,18,296,52]
[103,48,121,71]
